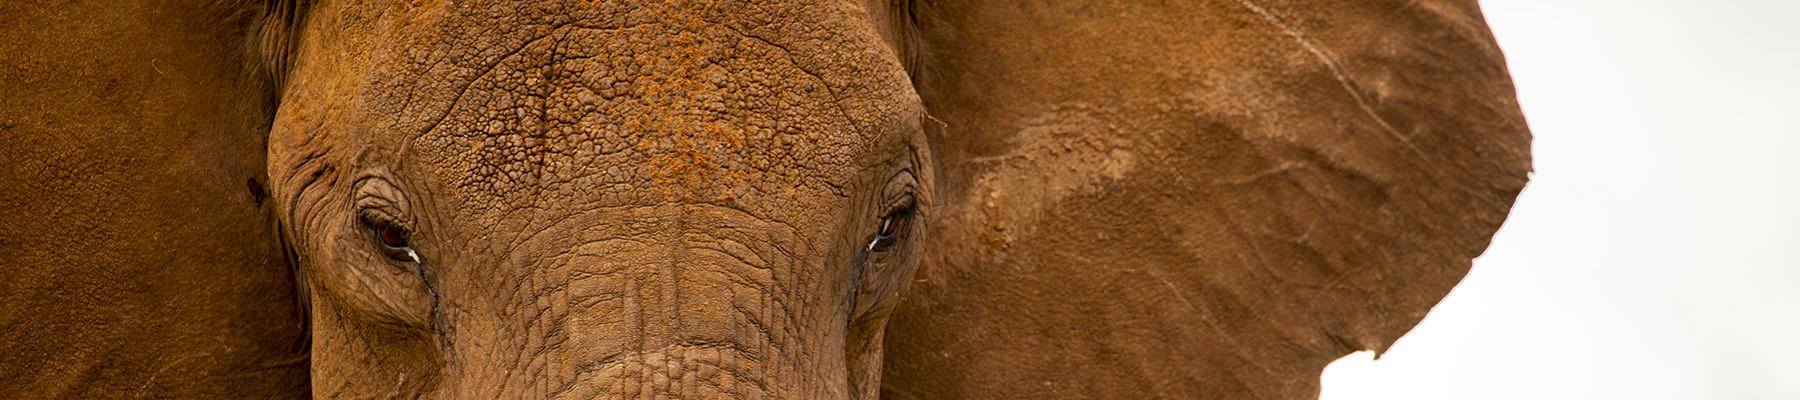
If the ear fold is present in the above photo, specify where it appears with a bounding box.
[0,2,307,397]
[883,0,1530,398]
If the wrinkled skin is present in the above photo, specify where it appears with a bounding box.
[0,0,1530,399]
[275,0,927,397]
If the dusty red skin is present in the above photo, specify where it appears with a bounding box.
[0,0,1528,398]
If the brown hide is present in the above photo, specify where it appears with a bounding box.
[0,0,1530,398]
[882,0,1531,398]
[0,1,307,398]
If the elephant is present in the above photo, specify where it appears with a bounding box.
[0,0,1530,398]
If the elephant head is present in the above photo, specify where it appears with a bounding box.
[265,1,930,397]
[0,0,1529,398]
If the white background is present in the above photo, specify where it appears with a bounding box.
[1320,1,1800,399]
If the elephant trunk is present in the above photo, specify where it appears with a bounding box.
[550,343,780,399]
[531,206,844,399]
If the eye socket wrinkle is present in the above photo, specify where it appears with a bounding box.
[351,176,420,263]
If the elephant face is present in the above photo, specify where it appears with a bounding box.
[2,0,1531,398]
[265,0,929,397]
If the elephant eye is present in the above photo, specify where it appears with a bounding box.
[866,174,918,252]
[866,206,912,253]
[353,178,421,263]
[877,216,900,239]
[377,224,409,249]
[365,220,418,263]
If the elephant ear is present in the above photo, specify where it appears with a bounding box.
[881,0,1530,398]
[0,2,306,397]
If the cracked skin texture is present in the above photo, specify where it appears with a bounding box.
[271,0,925,397]
[0,0,1529,399]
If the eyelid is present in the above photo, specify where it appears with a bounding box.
[352,176,413,226]
[358,207,410,232]
[881,167,918,202]
[354,188,410,229]
[882,193,916,217]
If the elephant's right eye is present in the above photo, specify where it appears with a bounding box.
[376,224,408,249]
[352,177,419,263]
[364,219,418,263]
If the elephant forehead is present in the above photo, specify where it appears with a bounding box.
[366,1,898,214]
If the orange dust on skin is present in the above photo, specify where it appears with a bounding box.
[626,0,760,199]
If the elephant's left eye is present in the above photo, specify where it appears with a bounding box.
[867,204,913,253]
[877,216,900,239]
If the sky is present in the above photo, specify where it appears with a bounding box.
[1319,1,1800,399]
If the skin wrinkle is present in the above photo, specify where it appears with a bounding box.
[412,13,856,209]
[540,206,797,298]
